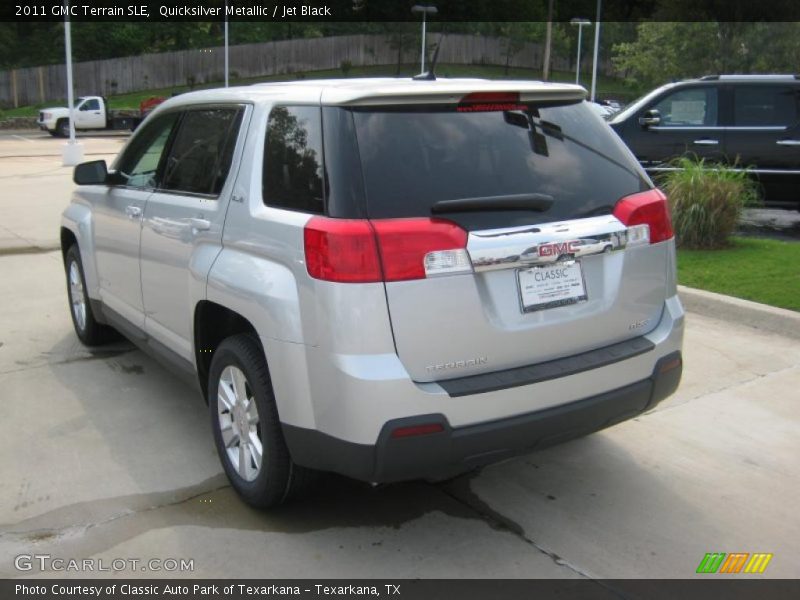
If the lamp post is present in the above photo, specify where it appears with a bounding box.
[590,0,602,102]
[570,18,591,86]
[411,5,438,73]
[62,0,83,166]
[224,0,229,87]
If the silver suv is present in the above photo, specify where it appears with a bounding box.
[62,78,684,507]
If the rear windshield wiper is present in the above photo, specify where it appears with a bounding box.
[431,193,554,214]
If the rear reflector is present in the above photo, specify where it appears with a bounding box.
[304,217,470,283]
[390,423,445,439]
[658,356,682,374]
[612,188,674,245]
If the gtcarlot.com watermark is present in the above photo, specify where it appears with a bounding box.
[14,553,194,573]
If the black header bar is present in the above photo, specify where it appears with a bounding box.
[4,0,800,23]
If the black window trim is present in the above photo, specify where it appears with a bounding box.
[111,103,250,196]
[153,103,249,200]
[643,82,800,130]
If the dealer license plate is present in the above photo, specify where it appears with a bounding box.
[517,261,588,312]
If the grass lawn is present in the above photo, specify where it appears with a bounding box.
[1,64,634,118]
[677,237,800,311]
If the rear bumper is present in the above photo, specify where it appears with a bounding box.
[283,351,682,483]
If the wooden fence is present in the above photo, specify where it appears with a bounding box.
[0,34,613,108]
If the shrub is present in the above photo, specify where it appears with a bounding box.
[658,157,759,249]
[340,59,353,75]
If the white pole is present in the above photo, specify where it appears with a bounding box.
[62,0,83,166]
[224,2,229,87]
[590,0,601,102]
[421,12,427,73]
[575,24,583,85]
[65,10,75,142]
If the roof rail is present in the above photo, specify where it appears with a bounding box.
[700,75,719,81]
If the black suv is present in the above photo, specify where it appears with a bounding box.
[609,75,800,208]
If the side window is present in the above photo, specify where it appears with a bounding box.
[114,112,179,189]
[263,105,325,214]
[160,107,244,196]
[80,98,100,111]
[734,86,799,127]
[653,88,718,127]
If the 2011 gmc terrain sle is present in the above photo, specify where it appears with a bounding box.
[61,78,684,507]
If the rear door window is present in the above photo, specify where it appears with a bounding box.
[347,101,647,229]
[733,85,799,127]
[160,107,244,197]
[263,106,325,214]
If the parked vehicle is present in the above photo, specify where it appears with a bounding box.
[588,101,617,119]
[609,74,800,208]
[37,95,163,137]
[61,78,684,507]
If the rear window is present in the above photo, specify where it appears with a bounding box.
[346,101,648,229]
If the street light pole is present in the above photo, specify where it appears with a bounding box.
[62,0,83,166]
[224,1,229,87]
[570,19,591,86]
[411,5,438,74]
[590,0,602,102]
[421,12,426,73]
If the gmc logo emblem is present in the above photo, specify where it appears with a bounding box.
[538,241,581,257]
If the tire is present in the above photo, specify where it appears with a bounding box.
[48,129,60,137]
[56,118,70,138]
[209,334,315,508]
[64,245,115,346]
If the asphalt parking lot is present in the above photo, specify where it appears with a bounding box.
[0,133,798,581]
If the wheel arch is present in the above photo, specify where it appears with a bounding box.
[194,301,260,401]
[60,204,99,297]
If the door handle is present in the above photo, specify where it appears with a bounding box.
[188,218,211,231]
[776,139,800,146]
[125,205,142,219]
[693,139,719,145]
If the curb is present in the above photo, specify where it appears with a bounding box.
[679,285,800,341]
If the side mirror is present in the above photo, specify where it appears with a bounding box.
[639,109,661,128]
[73,160,109,185]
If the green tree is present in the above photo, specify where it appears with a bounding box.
[613,22,800,90]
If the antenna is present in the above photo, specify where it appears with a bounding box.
[413,33,445,81]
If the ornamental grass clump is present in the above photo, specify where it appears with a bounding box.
[658,157,759,249]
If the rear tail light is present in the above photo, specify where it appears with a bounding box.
[304,217,471,283]
[372,218,470,280]
[304,218,382,283]
[612,188,674,246]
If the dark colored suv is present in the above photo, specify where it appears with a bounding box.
[609,75,800,208]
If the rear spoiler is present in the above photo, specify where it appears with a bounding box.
[322,82,587,107]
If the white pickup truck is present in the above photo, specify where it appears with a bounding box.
[37,95,148,137]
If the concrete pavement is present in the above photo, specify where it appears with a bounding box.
[0,135,798,581]
[0,132,124,254]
